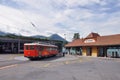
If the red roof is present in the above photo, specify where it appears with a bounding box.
[86,32,100,38]
[65,33,120,47]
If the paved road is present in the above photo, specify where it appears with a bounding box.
[0,54,28,67]
[0,54,120,80]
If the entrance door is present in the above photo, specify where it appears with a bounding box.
[86,47,92,56]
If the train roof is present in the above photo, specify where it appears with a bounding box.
[24,42,58,47]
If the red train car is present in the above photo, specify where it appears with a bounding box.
[24,43,58,60]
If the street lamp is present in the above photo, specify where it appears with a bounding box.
[64,34,66,40]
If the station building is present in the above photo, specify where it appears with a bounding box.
[65,32,120,58]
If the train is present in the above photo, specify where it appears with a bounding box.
[24,42,58,60]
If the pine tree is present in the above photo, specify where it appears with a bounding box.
[73,33,80,40]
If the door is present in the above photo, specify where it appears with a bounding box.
[36,46,43,57]
[86,47,92,56]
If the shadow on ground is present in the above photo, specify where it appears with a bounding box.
[30,55,64,61]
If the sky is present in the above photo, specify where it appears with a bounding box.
[0,0,120,41]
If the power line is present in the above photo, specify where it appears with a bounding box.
[15,1,40,32]
[0,1,40,34]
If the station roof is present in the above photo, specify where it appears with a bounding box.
[0,37,34,42]
[65,33,120,47]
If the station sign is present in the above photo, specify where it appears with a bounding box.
[84,39,95,43]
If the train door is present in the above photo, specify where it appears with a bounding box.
[37,46,44,57]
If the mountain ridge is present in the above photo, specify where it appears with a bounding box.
[0,31,67,42]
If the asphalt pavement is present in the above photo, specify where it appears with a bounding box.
[0,54,120,80]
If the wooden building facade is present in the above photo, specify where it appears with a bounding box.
[65,33,120,58]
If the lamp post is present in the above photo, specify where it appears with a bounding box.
[64,34,66,40]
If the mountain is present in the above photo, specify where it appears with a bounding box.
[31,35,47,39]
[49,34,67,42]
[0,30,67,42]
[0,31,7,36]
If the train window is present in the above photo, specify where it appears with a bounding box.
[52,48,54,50]
[47,47,50,50]
[36,46,39,50]
[53,47,57,50]
[55,48,57,50]
[39,46,44,51]
[49,47,52,51]
[25,46,29,50]
[30,46,34,50]
[47,47,49,50]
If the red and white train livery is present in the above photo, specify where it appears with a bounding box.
[24,43,58,60]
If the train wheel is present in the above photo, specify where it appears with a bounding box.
[29,58,34,61]
[29,58,37,61]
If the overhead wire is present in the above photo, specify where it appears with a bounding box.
[15,2,40,32]
[0,1,40,32]
[0,1,42,36]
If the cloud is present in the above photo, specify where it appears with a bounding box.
[0,4,39,35]
[0,0,120,41]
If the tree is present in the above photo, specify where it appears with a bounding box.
[73,33,80,40]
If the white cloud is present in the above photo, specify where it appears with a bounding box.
[66,0,101,6]
[0,0,120,41]
[0,5,39,36]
